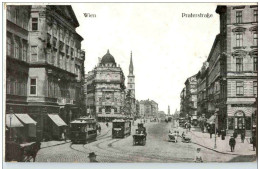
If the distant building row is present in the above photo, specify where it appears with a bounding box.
[180,5,258,137]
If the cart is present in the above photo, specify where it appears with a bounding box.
[133,129,146,146]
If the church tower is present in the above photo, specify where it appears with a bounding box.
[127,51,135,98]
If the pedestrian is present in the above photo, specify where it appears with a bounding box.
[63,129,67,142]
[229,135,236,152]
[241,131,245,143]
[252,135,256,151]
[98,125,101,134]
[106,122,109,127]
[194,148,203,163]
[188,123,191,131]
[209,127,212,139]
[88,152,98,162]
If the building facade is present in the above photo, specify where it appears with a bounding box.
[139,99,158,118]
[216,5,258,136]
[180,87,186,117]
[6,5,85,141]
[86,50,126,121]
[196,62,209,119]
[184,74,198,122]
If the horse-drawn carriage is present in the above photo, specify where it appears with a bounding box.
[133,123,147,146]
[5,141,41,162]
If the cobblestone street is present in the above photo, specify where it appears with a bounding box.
[35,120,256,163]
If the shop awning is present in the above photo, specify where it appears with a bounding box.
[207,115,216,124]
[98,114,126,118]
[6,114,24,128]
[15,114,37,125]
[48,114,67,127]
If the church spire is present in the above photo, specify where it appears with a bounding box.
[129,51,134,75]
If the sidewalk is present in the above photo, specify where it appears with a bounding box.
[190,127,256,156]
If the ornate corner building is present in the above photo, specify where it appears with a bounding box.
[86,50,126,121]
[6,5,85,141]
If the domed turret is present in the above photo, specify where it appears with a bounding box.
[100,50,116,67]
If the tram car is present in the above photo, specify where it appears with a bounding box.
[70,117,97,144]
[112,119,131,138]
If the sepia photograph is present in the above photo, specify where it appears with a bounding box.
[3,2,258,165]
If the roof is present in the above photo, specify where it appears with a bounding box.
[49,5,80,27]
[15,114,37,124]
[48,114,67,127]
[101,50,116,66]
[6,114,24,128]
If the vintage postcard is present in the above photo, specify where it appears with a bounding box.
[3,2,257,164]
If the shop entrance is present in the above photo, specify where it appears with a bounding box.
[234,111,245,135]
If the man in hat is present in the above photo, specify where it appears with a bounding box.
[229,135,236,152]
[88,152,98,162]
[194,148,203,163]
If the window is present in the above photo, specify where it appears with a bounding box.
[30,78,37,95]
[15,8,19,24]
[7,36,12,56]
[254,10,258,22]
[22,13,28,29]
[66,45,69,54]
[59,28,64,40]
[236,81,244,96]
[253,57,258,71]
[6,78,11,94]
[71,48,74,57]
[236,33,243,47]
[253,81,257,96]
[236,11,242,23]
[53,38,57,48]
[32,18,38,31]
[253,32,258,46]
[14,41,19,59]
[22,43,27,61]
[30,46,38,62]
[236,58,243,72]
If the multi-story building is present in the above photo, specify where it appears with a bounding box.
[184,74,198,122]
[6,5,85,141]
[86,50,126,122]
[180,87,186,117]
[215,5,258,136]
[196,62,209,119]
[139,99,158,118]
[206,34,222,129]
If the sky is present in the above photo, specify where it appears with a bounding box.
[72,3,220,114]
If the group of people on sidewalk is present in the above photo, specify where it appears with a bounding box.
[228,133,257,152]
